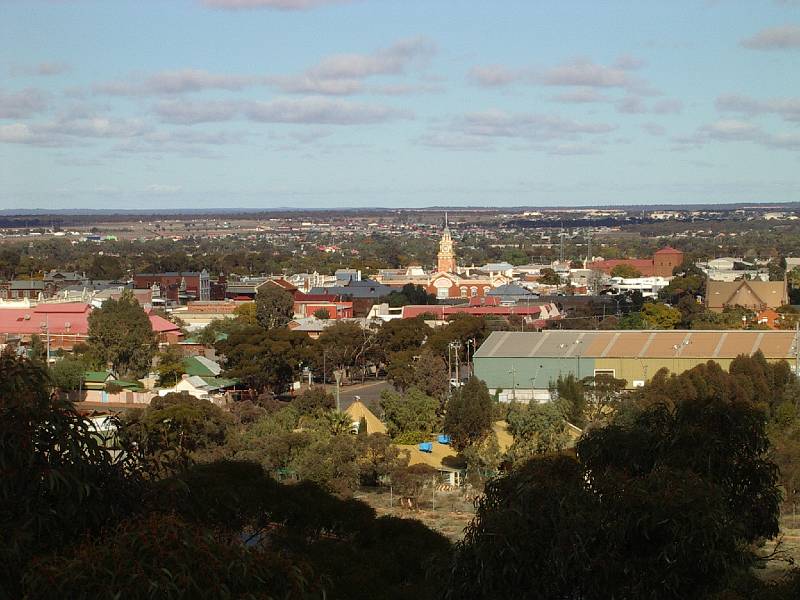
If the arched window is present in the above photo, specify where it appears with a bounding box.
[470,286,478,297]
[460,286,468,297]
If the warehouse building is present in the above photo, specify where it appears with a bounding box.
[473,330,800,403]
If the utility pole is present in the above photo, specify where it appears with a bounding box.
[334,370,342,411]
[795,321,799,378]
[509,365,517,401]
[586,227,592,266]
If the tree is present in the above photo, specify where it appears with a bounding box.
[380,388,440,443]
[233,302,257,326]
[313,307,332,319]
[86,291,157,379]
[0,351,139,596]
[375,317,432,357]
[610,264,642,278]
[49,356,86,392]
[581,373,627,424]
[554,373,587,427]
[387,283,437,307]
[87,254,124,280]
[119,393,234,475]
[538,267,561,286]
[640,301,681,329]
[155,345,185,387]
[356,433,407,486]
[219,326,315,394]
[317,320,376,381]
[293,387,335,415]
[255,284,294,330]
[505,401,571,465]
[447,363,782,599]
[444,377,492,452]
[386,349,448,399]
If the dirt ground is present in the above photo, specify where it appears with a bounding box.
[356,487,477,541]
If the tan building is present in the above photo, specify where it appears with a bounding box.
[474,329,800,401]
[705,279,788,313]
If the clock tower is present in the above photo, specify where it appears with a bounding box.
[437,213,457,273]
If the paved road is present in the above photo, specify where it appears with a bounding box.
[315,379,391,412]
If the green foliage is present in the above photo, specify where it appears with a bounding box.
[380,388,440,441]
[505,401,571,465]
[444,377,493,451]
[537,267,561,286]
[386,349,448,399]
[293,387,335,415]
[119,393,234,476]
[448,360,783,599]
[355,433,407,486]
[317,320,376,380]
[219,326,315,393]
[255,284,294,330]
[86,290,157,378]
[233,301,257,326]
[554,373,587,427]
[386,283,437,307]
[155,345,186,387]
[376,317,432,357]
[0,351,140,598]
[640,301,681,329]
[313,307,332,319]
[25,513,319,600]
[610,263,642,278]
[48,355,86,391]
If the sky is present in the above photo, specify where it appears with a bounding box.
[1,0,799,210]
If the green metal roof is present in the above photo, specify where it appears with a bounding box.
[84,371,112,383]
[182,356,217,377]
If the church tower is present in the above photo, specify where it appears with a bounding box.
[437,213,457,273]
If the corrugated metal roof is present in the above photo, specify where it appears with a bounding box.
[474,330,798,360]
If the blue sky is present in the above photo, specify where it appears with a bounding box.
[1,0,799,210]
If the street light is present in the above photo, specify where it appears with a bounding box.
[334,370,342,411]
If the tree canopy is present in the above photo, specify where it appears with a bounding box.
[86,291,157,378]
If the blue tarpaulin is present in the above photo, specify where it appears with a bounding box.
[437,434,451,445]
[418,442,433,453]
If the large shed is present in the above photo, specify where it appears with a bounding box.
[473,330,799,402]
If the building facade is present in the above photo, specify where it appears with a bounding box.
[473,329,799,403]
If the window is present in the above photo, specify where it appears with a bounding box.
[470,286,478,297]
[594,369,615,377]
[460,286,467,298]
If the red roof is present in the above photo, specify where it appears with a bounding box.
[0,302,180,336]
[401,304,545,319]
[654,246,682,255]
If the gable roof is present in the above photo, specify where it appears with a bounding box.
[706,279,788,310]
[182,355,222,377]
[345,400,386,434]
[475,329,798,360]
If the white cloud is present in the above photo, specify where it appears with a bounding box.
[0,88,48,118]
[416,132,493,151]
[741,24,800,49]
[716,93,800,121]
[154,100,241,124]
[244,97,410,124]
[549,88,609,103]
[641,122,666,136]
[468,56,647,91]
[95,69,260,96]
[269,37,436,95]
[0,116,150,147]
[454,109,615,140]
[539,58,630,87]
